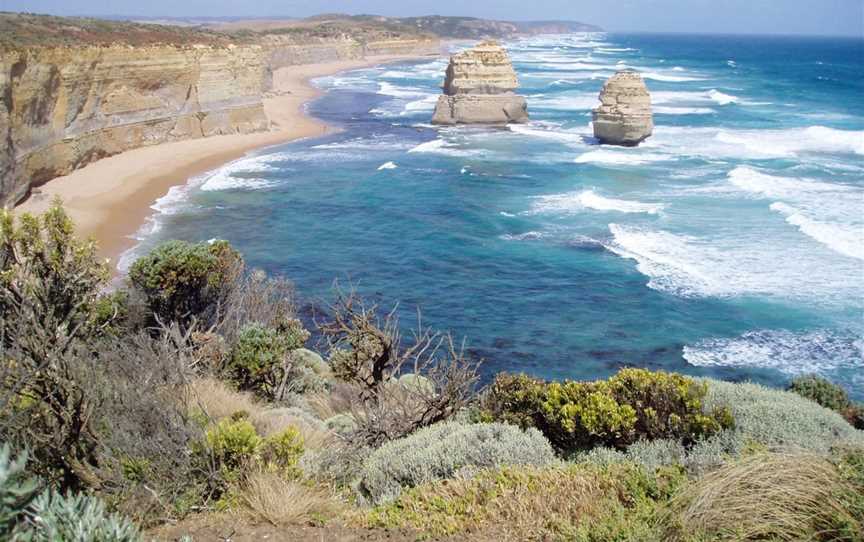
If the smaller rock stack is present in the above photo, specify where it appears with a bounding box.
[592,70,654,146]
[431,41,529,125]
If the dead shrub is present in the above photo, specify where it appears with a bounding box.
[237,471,342,526]
[666,451,863,541]
[318,286,481,447]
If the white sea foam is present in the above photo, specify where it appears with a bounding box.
[706,89,738,105]
[531,190,664,215]
[574,149,669,165]
[509,123,590,144]
[653,106,715,115]
[500,231,544,241]
[532,94,601,110]
[641,71,705,82]
[683,330,863,383]
[377,161,398,170]
[200,154,278,192]
[770,202,864,261]
[407,138,480,158]
[728,166,851,198]
[377,81,429,99]
[605,223,863,303]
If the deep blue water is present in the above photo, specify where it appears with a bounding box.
[128,33,864,398]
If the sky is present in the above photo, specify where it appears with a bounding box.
[1,0,862,36]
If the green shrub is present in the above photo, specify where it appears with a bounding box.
[482,369,733,454]
[789,374,852,412]
[128,239,242,327]
[205,418,262,473]
[357,421,556,505]
[227,321,313,396]
[788,375,864,430]
[260,427,304,476]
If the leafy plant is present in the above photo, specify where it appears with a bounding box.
[226,320,311,398]
[788,375,864,429]
[205,418,262,474]
[128,239,242,328]
[481,369,733,454]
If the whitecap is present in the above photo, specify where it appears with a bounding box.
[530,190,664,215]
[653,106,715,115]
[683,330,863,384]
[500,231,544,241]
[377,161,398,171]
[641,71,705,82]
[770,202,864,261]
[574,149,669,165]
[200,154,278,192]
[707,89,738,105]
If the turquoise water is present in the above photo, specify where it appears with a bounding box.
[129,33,864,398]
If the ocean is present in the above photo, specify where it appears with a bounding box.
[126,33,864,399]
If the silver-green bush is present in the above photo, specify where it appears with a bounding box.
[20,490,141,542]
[703,379,864,452]
[357,421,556,505]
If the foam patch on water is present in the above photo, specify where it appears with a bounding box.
[574,149,670,165]
[200,154,279,192]
[377,161,398,170]
[770,202,864,261]
[377,81,430,99]
[653,106,715,115]
[605,222,864,303]
[407,138,481,158]
[530,190,664,215]
[500,231,545,241]
[683,330,864,384]
[509,123,591,144]
[728,166,853,199]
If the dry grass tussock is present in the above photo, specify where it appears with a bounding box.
[238,471,342,527]
[190,377,260,422]
[251,408,333,450]
[666,451,863,541]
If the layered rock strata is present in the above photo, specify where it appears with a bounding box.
[592,70,653,146]
[431,41,528,125]
[0,37,439,207]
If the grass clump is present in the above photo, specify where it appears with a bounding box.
[481,369,733,455]
[357,421,556,505]
[237,471,341,527]
[665,450,864,541]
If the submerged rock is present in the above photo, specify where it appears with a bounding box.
[431,40,529,125]
[592,70,654,146]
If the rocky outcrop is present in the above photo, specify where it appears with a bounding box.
[592,70,653,146]
[431,41,528,125]
[0,36,439,207]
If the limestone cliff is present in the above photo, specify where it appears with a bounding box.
[0,13,439,207]
[592,71,653,146]
[431,41,528,125]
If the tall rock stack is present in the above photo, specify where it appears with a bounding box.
[431,41,529,125]
[592,70,654,146]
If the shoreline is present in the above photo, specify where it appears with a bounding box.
[13,53,437,268]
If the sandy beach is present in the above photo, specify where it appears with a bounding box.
[14,53,435,266]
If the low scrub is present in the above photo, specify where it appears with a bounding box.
[356,421,556,505]
[366,461,685,540]
[481,369,733,454]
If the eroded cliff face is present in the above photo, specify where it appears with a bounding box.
[432,41,528,125]
[0,35,439,207]
[592,70,654,146]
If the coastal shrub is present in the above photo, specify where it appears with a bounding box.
[128,239,243,328]
[481,369,733,454]
[366,461,685,541]
[19,489,142,542]
[789,374,864,429]
[0,445,141,541]
[665,451,864,541]
[356,421,556,505]
[226,320,313,398]
[789,374,853,411]
[259,427,304,476]
[702,379,864,453]
[205,418,262,474]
